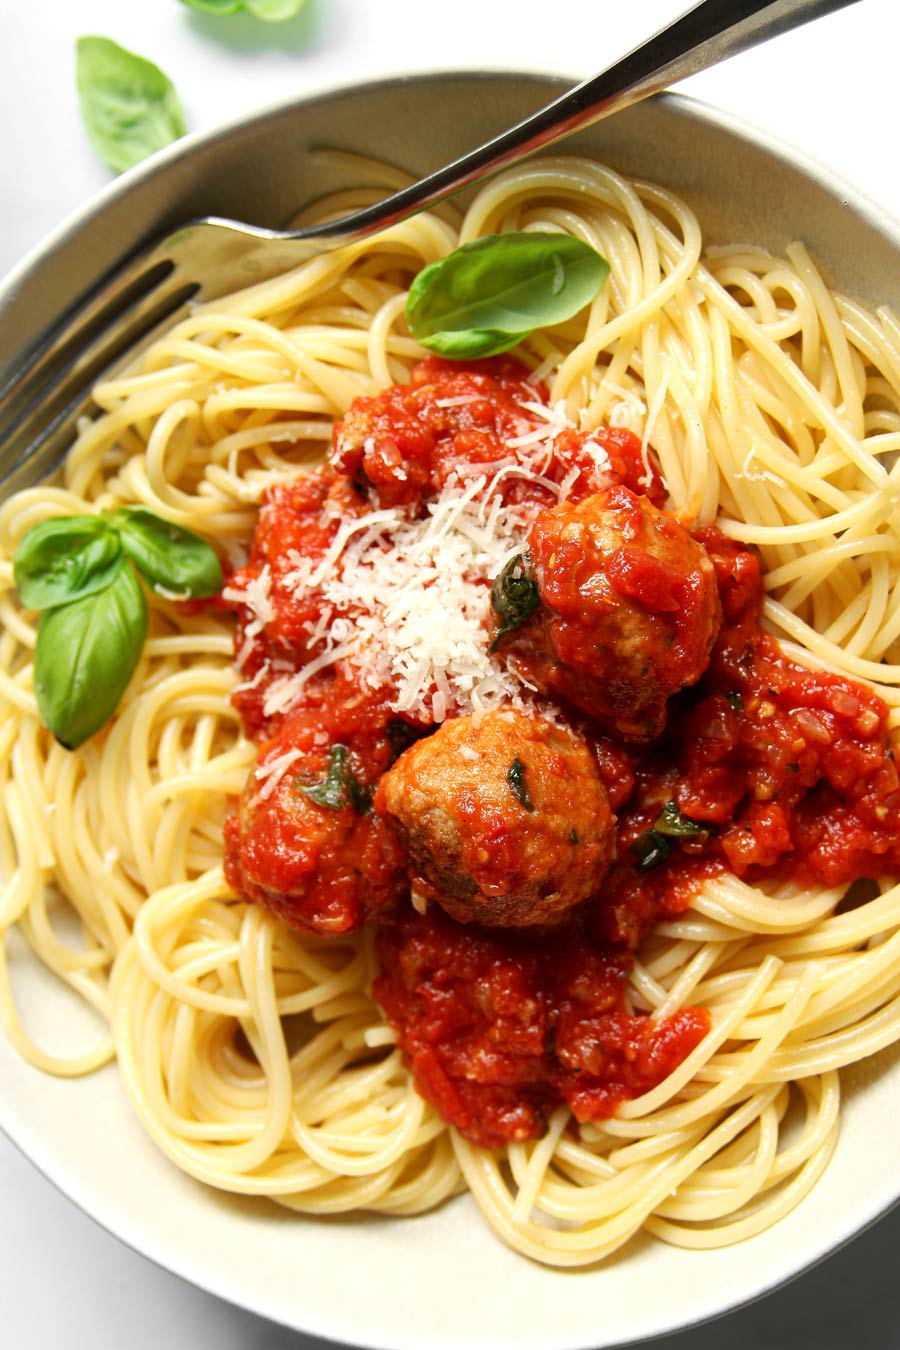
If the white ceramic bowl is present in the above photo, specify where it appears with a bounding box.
[3,72,900,1350]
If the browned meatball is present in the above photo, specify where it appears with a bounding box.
[374,706,615,928]
[499,486,721,741]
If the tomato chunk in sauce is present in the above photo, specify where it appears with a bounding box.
[222,357,900,1150]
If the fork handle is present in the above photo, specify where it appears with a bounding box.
[309,0,863,242]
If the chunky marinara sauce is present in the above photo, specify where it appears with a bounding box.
[223,357,900,1151]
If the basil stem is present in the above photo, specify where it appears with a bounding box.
[34,558,148,750]
[507,757,535,812]
[76,36,186,173]
[406,232,610,360]
[298,745,370,814]
[110,507,222,598]
[490,551,539,649]
[13,515,121,609]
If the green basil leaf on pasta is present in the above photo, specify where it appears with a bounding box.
[405,232,610,359]
[13,516,122,610]
[34,559,148,749]
[76,36,187,174]
[178,0,309,19]
[110,507,222,598]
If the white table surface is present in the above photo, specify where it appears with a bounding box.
[2,2,900,1347]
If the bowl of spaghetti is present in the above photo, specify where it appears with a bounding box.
[2,69,900,1349]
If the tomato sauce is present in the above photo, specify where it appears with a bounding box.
[223,356,900,1151]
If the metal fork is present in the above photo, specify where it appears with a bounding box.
[0,0,861,496]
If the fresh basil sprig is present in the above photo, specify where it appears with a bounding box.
[178,0,308,18]
[406,232,610,360]
[14,507,222,749]
[76,36,186,174]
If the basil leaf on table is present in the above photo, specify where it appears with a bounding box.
[178,0,309,18]
[34,558,148,750]
[76,36,186,173]
[13,516,121,609]
[110,507,222,598]
[406,232,610,359]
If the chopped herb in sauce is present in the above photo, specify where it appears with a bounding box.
[654,800,705,839]
[725,691,744,711]
[298,744,370,813]
[490,551,539,648]
[507,756,535,811]
[631,831,672,872]
[632,801,706,871]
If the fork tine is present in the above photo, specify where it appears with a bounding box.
[0,251,185,432]
[0,278,199,492]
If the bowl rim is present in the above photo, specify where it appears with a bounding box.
[3,66,900,1350]
[4,65,900,301]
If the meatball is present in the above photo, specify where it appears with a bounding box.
[224,708,406,936]
[503,486,721,741]
[374,707,615,928]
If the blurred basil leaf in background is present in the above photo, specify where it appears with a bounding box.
[76,36,186,173]
[178,0,309,20]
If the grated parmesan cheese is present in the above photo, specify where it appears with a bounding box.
[266,470,535,723]
[224,563,274,670]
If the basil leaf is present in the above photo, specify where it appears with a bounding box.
[245,0,308,15]
[13,516,121,610]
[34,559,148,749]
[76,36,186,174]
[418,327,534,361]
[178,0,308,18]
[178,0,243,10]
[298,745,370,814]
[491,551,539,649]
[110,507,222,598]
[654,801,705,839]
[507,757,534,812]
[406,232,609,359]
